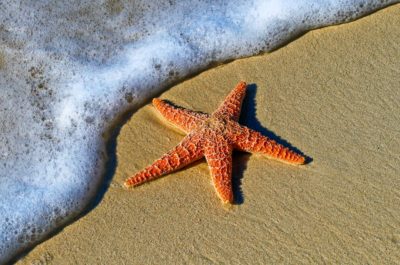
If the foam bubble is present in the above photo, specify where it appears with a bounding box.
[0,0,397,262]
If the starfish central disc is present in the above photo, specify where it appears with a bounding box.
[202,116,228,132]
[124,81,306,204]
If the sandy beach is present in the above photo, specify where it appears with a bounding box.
[17,4,400,264]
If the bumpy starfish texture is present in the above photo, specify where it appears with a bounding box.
[124,82,305,203]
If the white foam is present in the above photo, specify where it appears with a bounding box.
[0,0,398,262]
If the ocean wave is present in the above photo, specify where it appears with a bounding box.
[0,0,397,263]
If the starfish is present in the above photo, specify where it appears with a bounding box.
[124,81,305,203]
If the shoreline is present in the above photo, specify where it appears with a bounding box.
[17,4,400,264]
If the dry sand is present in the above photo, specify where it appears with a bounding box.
[18,4,400,265]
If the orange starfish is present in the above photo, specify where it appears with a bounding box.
[124,82,305,203]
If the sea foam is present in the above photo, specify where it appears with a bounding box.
[0,0,398,262]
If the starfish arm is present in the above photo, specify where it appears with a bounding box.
[228,122,305,165]
[204,135,234,204]
[214,81,247,121]
[153,98,209,133]
[124,133,204,188]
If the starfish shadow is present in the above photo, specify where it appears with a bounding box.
[231,83,312,205]
[232,151,249,204]
[162,99,208,116]
[239,83,311,163]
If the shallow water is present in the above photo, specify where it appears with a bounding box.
[0,0,398,263]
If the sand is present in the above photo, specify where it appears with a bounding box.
[17,4,400,265]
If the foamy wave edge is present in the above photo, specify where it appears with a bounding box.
[0,0,398,263]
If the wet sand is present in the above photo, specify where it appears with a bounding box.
[18,4,400,264]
